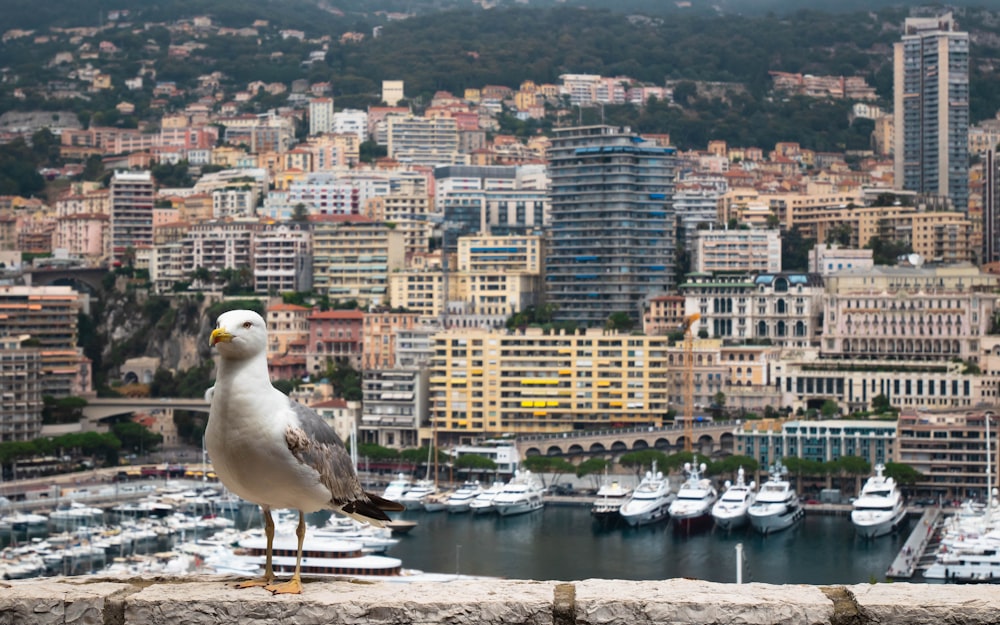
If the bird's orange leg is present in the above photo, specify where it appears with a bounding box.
[236,506,276,589]
[267,511,305,594]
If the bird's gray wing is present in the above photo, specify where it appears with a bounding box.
[284,400,365,505]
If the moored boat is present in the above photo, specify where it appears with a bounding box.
[711,467,756,531]
[590,479,632,528]
[492,471,545,517]
[468,481,505,515]
[851,464,907,539]
[669,462,717,533]
[446,481,484,513]
[748,461,803,535]
[619,464,674,527]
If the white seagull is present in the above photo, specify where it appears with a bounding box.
[206,309,403,594]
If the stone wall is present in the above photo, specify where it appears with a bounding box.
[1,575,998,625]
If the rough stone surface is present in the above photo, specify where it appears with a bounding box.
[574,578,833,625]
[0,580,132,625]
[123,576,555,625]
[2,576,999,625]
[848,582,1000,625]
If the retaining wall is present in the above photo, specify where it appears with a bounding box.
[1,575,997,625]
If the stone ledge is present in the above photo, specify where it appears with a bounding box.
[1,575,997,625]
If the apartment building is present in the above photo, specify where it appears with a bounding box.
[310,215,405,306]
[181,219,256,288]
[690,228,781,274]
[894,13,970,212]
[360,368,426,449]
[212,188,256,219]
[808,245,874,275]
[308,97,334,135]
[386,115,462,166]
[0,285,90,398]
[361,310,422,370]
[362,193,433,258]
[53,213,108,264]
[426,327,724,445]
[457,233,544,321]
[306,309,364,372]
[897,409,998,499]
[546,126,678,326]
[0,335,43,442]
[265,302,311,359]
[735,419,897,470]
[109,170,155,265]
[252,221,312,295]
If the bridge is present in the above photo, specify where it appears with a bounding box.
[82,397,210,425]
[22,266,108,293]
[514,420,738,460]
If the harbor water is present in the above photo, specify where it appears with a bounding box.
[378,506,910,584]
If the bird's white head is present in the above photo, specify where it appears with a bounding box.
[210,309,268,360]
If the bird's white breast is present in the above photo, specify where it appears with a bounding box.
[206,385,331,511]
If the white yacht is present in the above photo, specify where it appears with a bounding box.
[492,471,545,516]
[711,467,756,531]
[382,473,413,502]
[468,481,506,515]
[851,464,907,538]
[619,465,674,527]
[748,461,803,535]
[590,480,632,528]
[399,479,437,511]
[446,481,484,513]
[668,462,718,532]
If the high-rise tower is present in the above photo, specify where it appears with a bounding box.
[546,126,677,326]
[893,13,970,212]
[110,170,154,266]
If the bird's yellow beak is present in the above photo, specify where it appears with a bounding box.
[210,328,233,346]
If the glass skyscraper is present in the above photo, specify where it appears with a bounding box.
[893,13,969,213]
[545,126,677,326]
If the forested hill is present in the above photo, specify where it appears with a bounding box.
[6,2,1000,149]
[4,0,998,29]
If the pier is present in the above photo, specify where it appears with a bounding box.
[886,507,942,579]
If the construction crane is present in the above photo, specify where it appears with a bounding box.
[680,313,701,453]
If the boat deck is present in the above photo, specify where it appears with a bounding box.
[886,507,942,579]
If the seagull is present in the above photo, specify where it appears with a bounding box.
[205,309,403,594]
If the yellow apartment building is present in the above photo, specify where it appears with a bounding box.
[427,327,726,444]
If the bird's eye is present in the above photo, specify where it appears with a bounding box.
[243,321,253,329]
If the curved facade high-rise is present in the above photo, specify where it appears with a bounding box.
[893,13,969,213]
[545,126,677,326]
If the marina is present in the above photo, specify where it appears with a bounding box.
[0,473,985,585]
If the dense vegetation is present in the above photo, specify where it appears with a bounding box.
[6,5,1000,151]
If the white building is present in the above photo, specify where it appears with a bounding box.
[332,109,368,142]
[309,97,334,135]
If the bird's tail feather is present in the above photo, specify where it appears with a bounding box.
[338,492,405,528]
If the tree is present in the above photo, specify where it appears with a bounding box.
[291,203,309,222]
[618,450,669,476]
[883,462,923,487]
[820,399,840,419]
[454,453,497,473]
[575,457,610,479]
[605,312,633,332]
[782,457,824,494]
[832,455,871,495]
[871,394,894,415]
[112,422,163,456]
[358,443,400,463]
[521,455,575,487]
[707,454,759,477]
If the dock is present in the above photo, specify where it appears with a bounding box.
[886,507,942,579]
